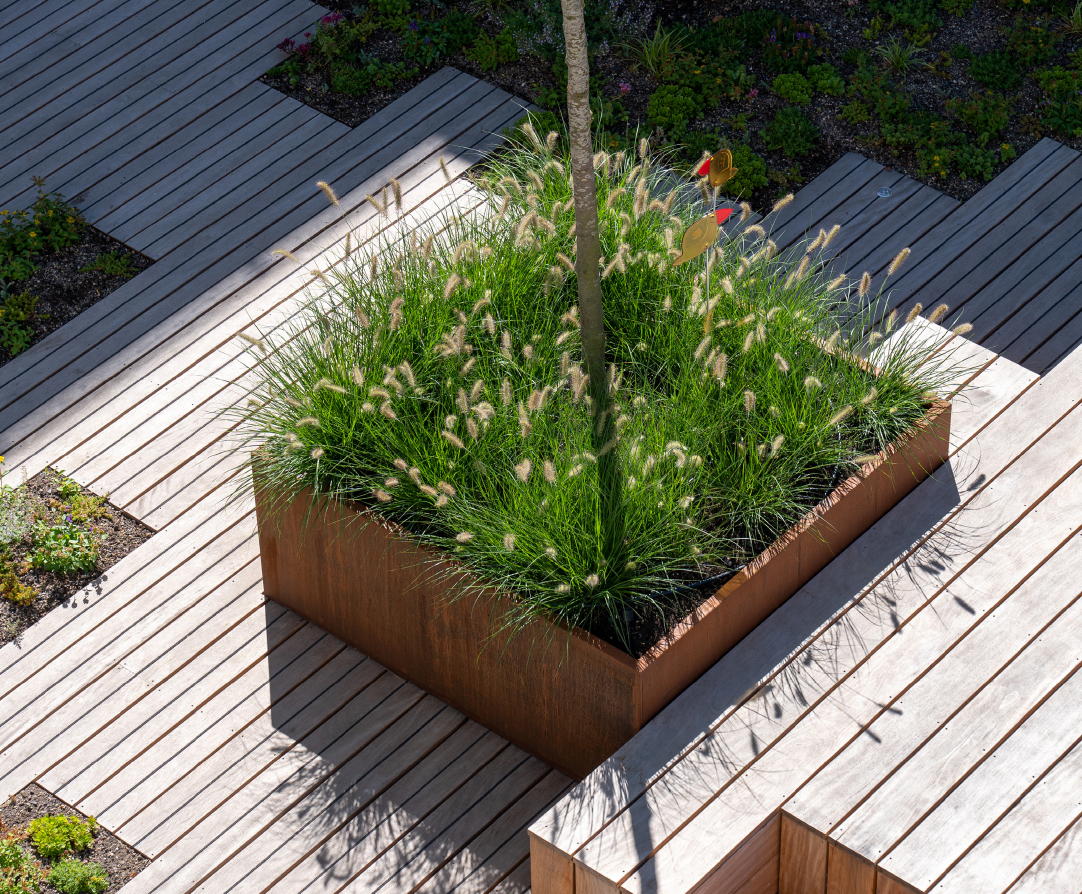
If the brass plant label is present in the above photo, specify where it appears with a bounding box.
[697,147,738,188]
[673,208,735,267]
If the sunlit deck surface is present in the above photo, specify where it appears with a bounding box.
[4,0,1082,891]
[531,144,1082,894]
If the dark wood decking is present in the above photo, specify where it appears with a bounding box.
[766,142,1082,374]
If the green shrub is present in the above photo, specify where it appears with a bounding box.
[230,120,952,652]
[29,524,100,575]
[79,250,136,280]
[772,73,812,105]
[763,16,824,73]
[47,860,107,894]
[329,56,417,94]
[840,101,871,123]
[646,84,703,138]
[466,28,519,71]
[0,283,38,358]
[1037,66,1082,136]
[669,54,752,104]
[26,816,96,862]
[763,107,820,156]
[0,181,84,282]
[945,91,1012,142]
[370,0,411,30]
[955,141,996,180]
[806,63,845,96]
[968,50,1023,92]
[849,64,912,122]
[950,42,973,60]
[868,0,941,37]
[1004,14,1058,66]
[0,552,35,606]
[0,833,44,894]
[939,0,976,15]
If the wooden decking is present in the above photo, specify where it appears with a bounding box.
[0,3,574,892]
[765,142,1082,374]
[5,2,1082,890]
[529,151,1082,894]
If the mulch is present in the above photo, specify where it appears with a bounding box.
[0,784,148,894]
[260,0,1082,212]
[1,468,155,648]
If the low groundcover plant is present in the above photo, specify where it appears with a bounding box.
[233,120,959,655]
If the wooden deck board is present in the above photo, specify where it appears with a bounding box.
[0,21,555,884]
[0,71,491,435]
[5,16,1082,887]
[0,0,320,213]
[77,84,284,223]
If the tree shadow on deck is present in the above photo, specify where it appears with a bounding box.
[532,453,984,888]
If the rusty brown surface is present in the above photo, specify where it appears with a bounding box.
[256,401,951,779]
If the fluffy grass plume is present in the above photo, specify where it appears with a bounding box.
[230,117,961,653]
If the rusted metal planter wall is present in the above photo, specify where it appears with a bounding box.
[256,401,951,779]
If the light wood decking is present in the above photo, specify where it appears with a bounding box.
[0,3,574,892]
[528,147,1082,894]
[5,3,1082,890]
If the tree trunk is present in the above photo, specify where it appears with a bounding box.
[560,0,627,617]
[560,0,606,410]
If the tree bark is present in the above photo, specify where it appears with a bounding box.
[560,0,626,613]
[560,0,606,413]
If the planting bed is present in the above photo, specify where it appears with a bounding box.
[0,784,148,894]
[0,468,154,647]
[261,0,1082,210]
[1,184,152,368]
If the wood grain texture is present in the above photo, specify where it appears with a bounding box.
[779,815,825,894]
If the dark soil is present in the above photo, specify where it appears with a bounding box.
[261,0,1082,213]
[260,0,546,128]
[675,0,1078,207]
[1,226,153,368]
[0,468,155,648]
[0,784,148,894]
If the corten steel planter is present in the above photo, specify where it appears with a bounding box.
[255,400,951,779]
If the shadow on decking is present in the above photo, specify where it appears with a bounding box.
[525,455,974,885]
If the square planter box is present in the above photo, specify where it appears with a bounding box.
[255,400,950,779]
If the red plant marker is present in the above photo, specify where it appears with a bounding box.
[697,158,712,176]
[715,207,733,224]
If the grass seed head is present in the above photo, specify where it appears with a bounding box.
[441,430,465,449]
[744,390,756,414]
[929,303,949,323]
[771,193,794,214]
[828,405,854,426]
[888,246,911,276]
[905,302,924,323]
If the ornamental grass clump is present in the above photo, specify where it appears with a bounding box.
[232,122,959,655]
